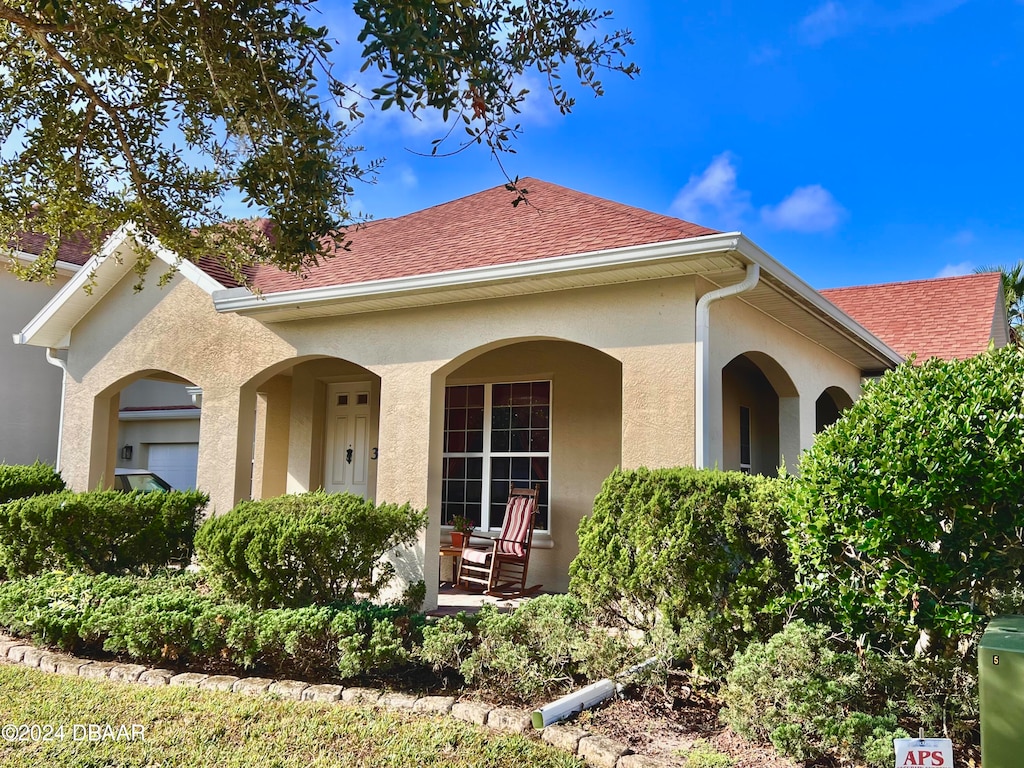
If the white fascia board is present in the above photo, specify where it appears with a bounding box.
[13,224,135,347]
[14,224,226,348]
[213,232,743,314]
[733,235,904,367]
[8,249,83,277]
[119,408,201,421]
[144,238,226,295]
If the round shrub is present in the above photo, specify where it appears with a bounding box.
[569,467,792,671]
[419,594,633,702]
[722,621,909,767]
[194,491,428,608]
[0,462,65,503]
[788,346,1024,654]
[0,489,207,578]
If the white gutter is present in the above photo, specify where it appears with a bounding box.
[695,264,760,469]
[8,250,83,277]
[118,408,201,421]
[44,348,69,472]
[213,233,744,315]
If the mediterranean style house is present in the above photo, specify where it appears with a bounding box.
[10,179,1009,607]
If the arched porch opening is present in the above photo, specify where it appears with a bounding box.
[93,369,201,491]
[433,338,622,594]
[244,355,381,502]
[721,352,798,476]
[815,385,855,432]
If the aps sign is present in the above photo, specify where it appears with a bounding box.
[893,738,954,767]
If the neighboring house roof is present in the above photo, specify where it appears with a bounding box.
[820,272,1007,361]
[243,178,719,294]
[10,230,95,267]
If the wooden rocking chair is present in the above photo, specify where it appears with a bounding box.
[456,486,542,598]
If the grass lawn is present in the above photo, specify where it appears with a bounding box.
[0,665,584,768]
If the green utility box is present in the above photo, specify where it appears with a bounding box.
[980,615,1024,768]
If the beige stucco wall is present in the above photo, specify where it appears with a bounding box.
[57,260,701,607]
[55,254,877,606]
[0,269,71,465]
[705,282,864,473]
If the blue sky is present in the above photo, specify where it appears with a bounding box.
[321,0,1024,290]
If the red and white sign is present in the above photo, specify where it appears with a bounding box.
[894,738,954,767]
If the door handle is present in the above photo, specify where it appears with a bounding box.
[346,447,353,464]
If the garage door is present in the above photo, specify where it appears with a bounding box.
[147,443,199,491]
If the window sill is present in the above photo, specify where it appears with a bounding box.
[442,530,554,549]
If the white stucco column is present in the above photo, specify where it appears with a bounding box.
[617,344,695,469]
[86,390,119,490]
[799,388,820,464]
[196,385,257,516]
[374,361,441,610]
[779,395,801,474]
[252,376,292,499]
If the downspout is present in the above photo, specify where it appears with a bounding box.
[694,264,760,469]
[44,348,69,472]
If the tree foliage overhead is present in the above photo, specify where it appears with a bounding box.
[0,0,636,282]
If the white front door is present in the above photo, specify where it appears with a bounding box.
[324,382,372,498]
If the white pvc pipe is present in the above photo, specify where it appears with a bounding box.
[531,655,661,729]
[531,679,617,729]
[694,264,760,469]
[44,348,69,472]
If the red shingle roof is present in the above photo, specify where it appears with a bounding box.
[12,230,95,267]
[247,178,718,294]
[821,272,1005,361]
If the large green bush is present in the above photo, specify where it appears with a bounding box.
[569,467,792,670]
[722,622,910,767]
[194,491,428,608]
[0,489,207,578]
[0,571,422,679]
[419,594,633,702]
[0,462,65,503]
[788,346,1024,655]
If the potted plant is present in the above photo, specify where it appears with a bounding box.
[448,514,475,549]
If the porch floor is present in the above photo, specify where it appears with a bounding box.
[429,584,551,617]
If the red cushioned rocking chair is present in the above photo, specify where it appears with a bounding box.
[456,486,542,598]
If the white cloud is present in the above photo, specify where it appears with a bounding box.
[799,1,853,44]
[670,152,751,229]
[797,0,970,45]
[935,260,976,277]
[396,166,418,189]
[749,44,782,65]
[949,229,975,246]
[760,184,846,232]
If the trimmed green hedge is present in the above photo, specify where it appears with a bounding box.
[0,572,422,679]
[0,462,65,503]
[195,491,428,608]
[569,467,792,671]
[419,594,633,702]
[0,490,207,578]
